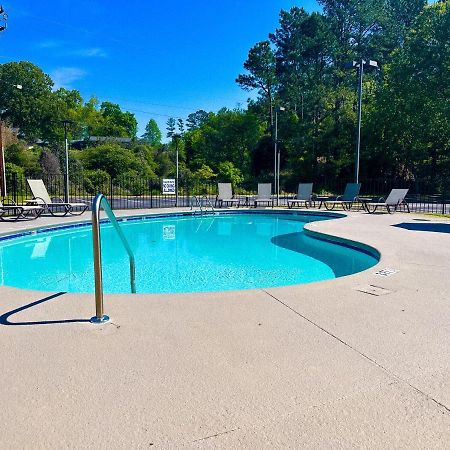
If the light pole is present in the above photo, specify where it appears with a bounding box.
[61,119,74,203]
[173,133,181,207]
[274,106,285,206]
[0,84,23,198]
[345,59,379,184]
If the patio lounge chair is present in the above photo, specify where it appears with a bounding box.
[215,183,240,208]
[323,183,361,211]
[287,183,314,209]
[27,179,88,216]
[363,189,410,214]
[254,183,274,208]
[0,198,44,221]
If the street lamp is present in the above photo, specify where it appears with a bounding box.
[345,59,379,184]
[173,133,181,207]
[0,83,23,198]
[274,106,285,206]
[61,119,74,203]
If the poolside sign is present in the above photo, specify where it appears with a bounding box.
[162,178,176,195]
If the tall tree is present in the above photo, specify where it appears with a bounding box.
[177,118,185,135]
[142,118,162,145]
[186,110,209,130]
[0,61,54,140]
[166,117,176,138]
[97,101,137,138]
[365,0,450,182]
[236,41,277,125]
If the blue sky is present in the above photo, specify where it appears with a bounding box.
[0,0,319,137]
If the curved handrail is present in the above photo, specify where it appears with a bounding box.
[190,195,202,213]
[201,195,215,212]
[91,193,136,323]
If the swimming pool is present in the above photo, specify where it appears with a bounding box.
[0,212,378,293]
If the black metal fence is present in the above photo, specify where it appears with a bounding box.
[4,172,450,215]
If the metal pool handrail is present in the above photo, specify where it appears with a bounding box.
[91,193,136,323]
[190,195,215,215]
[190,195,203,213]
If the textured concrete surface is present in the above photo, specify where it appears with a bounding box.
[0,208,449,449]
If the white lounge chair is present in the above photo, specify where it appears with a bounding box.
[287,183,314,209]
[27,179,88,216]
[0,198,44,221]
[254,183,273,208]
[363,189,410,214]
[323,183,361,211]
[215,183,240,208]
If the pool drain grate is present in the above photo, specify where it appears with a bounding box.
[354,285,393,296]
[375,267,399,277]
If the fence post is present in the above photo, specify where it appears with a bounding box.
[11,173,16,203]
[442,190,446,215]
[150,180,153,209]
[109,177,114,210]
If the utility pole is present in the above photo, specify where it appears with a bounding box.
[61,119,74,203]
[0,6,7,197]
[274,106,285,206]
[173,134,181,207]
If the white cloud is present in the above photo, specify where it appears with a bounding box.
[36,39,64,49]
[72,47,108,58]
[50,67,87,90]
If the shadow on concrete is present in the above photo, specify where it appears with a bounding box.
[392,222,450,234]
[0,292,90,326]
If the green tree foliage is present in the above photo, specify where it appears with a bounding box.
[78,143,140,178]
[365,1,450,183]
[236,41,277,125]
[0,61,55,140]
[95,102,138,138]
[184,108,264,177]
[142,118,162,145]
[217,161,244,188]
[236,1,444,187]
[0,62,138,143]
[177,118,185,134]
[166,117,176,138]
[194,164,216,180]
[186,110,209,130]
[4,142,40,174]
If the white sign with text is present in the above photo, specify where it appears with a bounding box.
[162,178,176,195]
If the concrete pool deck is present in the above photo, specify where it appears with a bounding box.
[0,208,449,449]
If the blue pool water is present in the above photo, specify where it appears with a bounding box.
[0,212,378,293]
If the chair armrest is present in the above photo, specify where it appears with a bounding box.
[27,196,48,206]
[51,197,65,204]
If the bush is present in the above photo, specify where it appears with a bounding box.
[217,161,243,189]
[82,169,110,194]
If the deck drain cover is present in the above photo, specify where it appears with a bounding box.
[375,268,399,277]
[355,285,393,296]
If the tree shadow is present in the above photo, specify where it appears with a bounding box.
[0,292,90,326]
[392,222,450,234]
